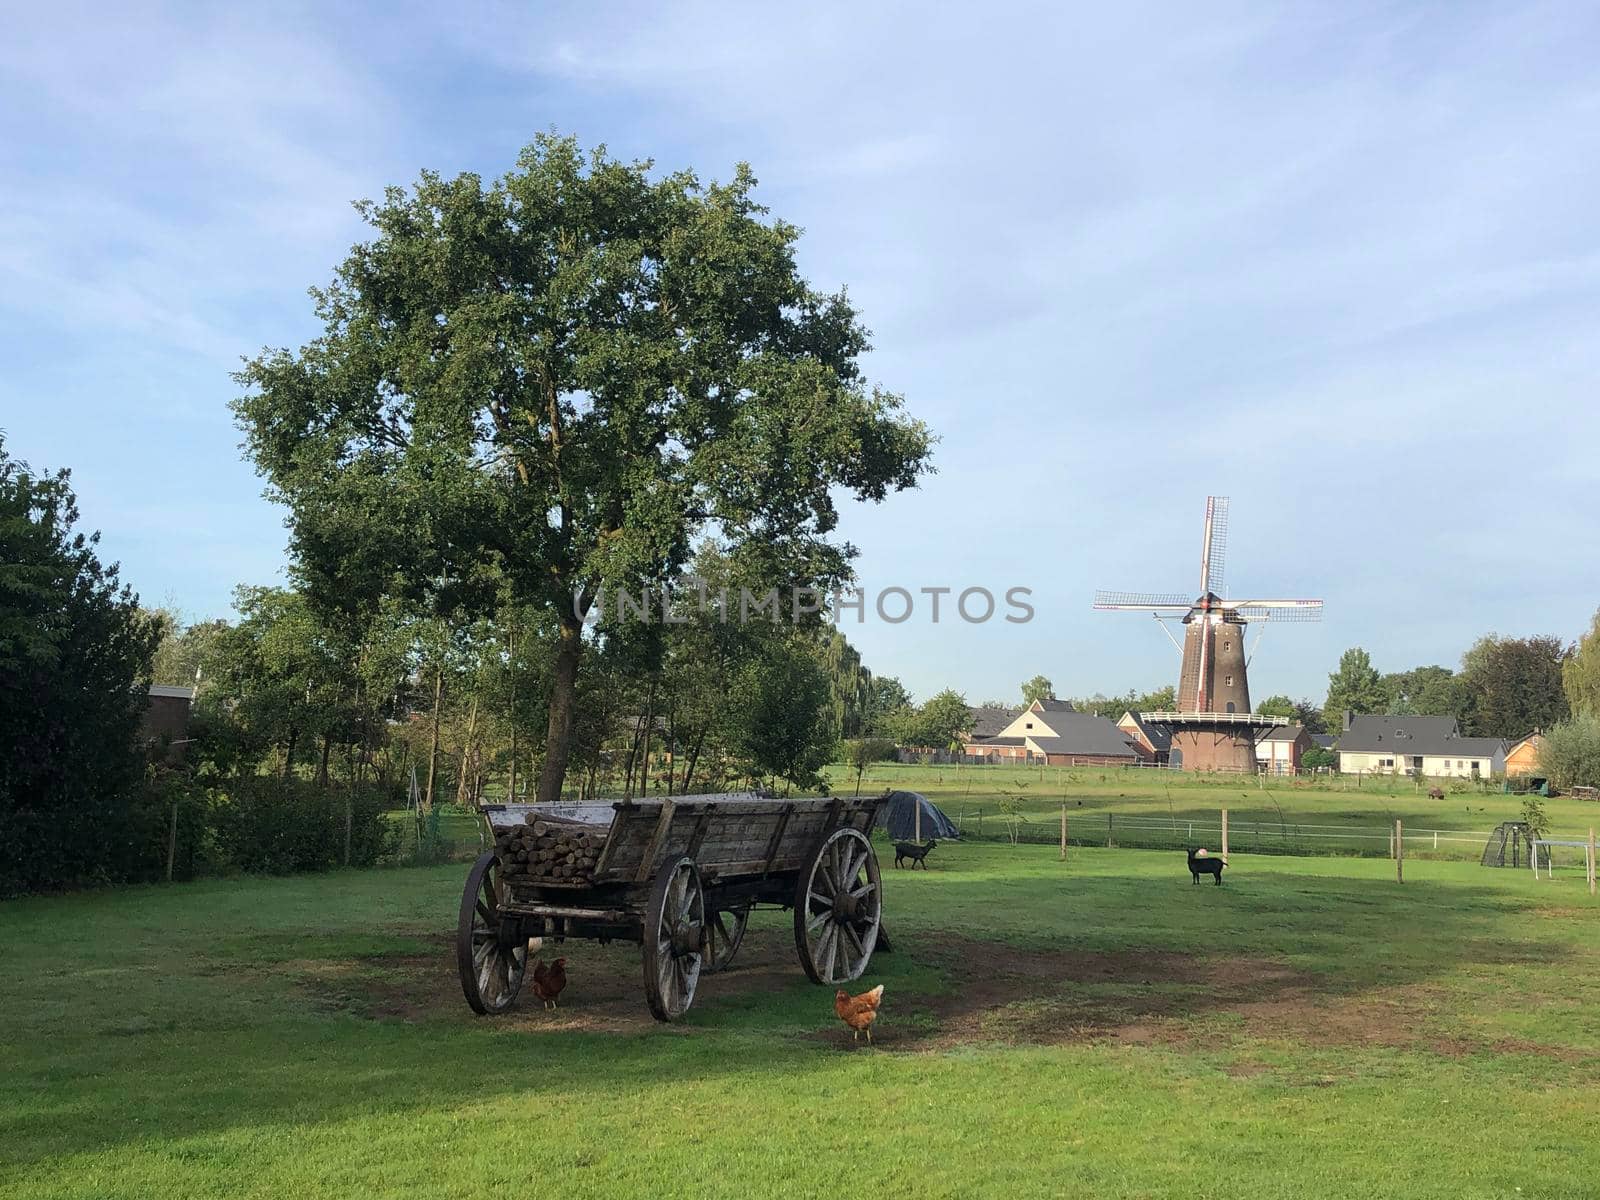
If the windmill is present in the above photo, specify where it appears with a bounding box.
[1094,497,1323,771]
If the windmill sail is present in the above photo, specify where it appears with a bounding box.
[1093,497,1324,773]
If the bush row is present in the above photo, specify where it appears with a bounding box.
[2,775,401,895]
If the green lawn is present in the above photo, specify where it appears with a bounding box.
[827,762,1600,860]
[3,841,1598,1198]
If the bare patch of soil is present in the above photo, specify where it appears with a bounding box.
[285,928,817,1034]
[276,927,1589,1064]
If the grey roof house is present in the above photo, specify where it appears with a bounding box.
[1336,714,1506,778]
[963,697,1141,763]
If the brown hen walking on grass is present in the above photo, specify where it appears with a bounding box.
[530,957,567,1009]
[835,984,884,1044]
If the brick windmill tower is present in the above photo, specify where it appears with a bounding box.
[1094,497,1323,771]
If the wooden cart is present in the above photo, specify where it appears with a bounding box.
[456,792,888,1021]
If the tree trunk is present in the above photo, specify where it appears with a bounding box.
[317,733,333,790]
[282,729,298,780]
[535,615,584,805]
[424,664,443,813]
[455,692,479,807]
[664,705,676,797]
[638,685,656,797]
[507,625,517,803]
[624,709,647,799]
[682,723,709,795]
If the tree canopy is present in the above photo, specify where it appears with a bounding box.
[1459,634,1569,738]
[1,436,162,894]
[1020,675,1054,706]
[1562,610,1600,718]
[1324,647,1386,723]
[1381,664,1466,722]
[235,136,933,802]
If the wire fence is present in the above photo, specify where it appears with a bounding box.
[950,809,1550,861]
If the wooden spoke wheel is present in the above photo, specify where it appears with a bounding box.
[642,856,706,1022]
[703,904,750,974]
[456,851,527,1015]
[794,827,882,985]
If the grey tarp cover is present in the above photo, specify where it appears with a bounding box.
[875,790,960,841]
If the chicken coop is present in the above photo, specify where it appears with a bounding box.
[458,791,890,1021]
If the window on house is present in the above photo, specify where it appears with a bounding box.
[1025,722,1032,730]
[1472,761,1480,771]
[1380,757,1393,768]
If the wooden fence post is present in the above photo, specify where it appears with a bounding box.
[1106,812,1114,848]
[165,794,178,884]
[1060,805,1067,861]
[1589,828,1596,897]
[1221,808,1229,861]
[1395,818,1403,883]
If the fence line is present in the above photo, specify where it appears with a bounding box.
[949,808,1570,861]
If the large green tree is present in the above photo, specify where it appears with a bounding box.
[1563,609,1600,718]
[1459,634,1569,738]
[1381,664,1466,721]
[1020,674,1054,706]
[1,436,162,893]
[1537,715,1600,790]
[861,675,912,735]
[888,688,970,750]
[720,637,837,791]
[1324,647,1387,723]
[235,137,932,803]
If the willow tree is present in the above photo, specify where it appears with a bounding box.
[235,136,933,804]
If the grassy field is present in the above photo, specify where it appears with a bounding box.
[826,762,1600,860]
[4,838,1599,1198]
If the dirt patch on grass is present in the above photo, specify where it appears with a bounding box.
[881,936,1314,1050]
[284,928,816,1035]
[277,927,1590,1064]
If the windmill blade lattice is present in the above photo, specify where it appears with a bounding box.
[1093,590,1193,610]
[1202,496,1229,596]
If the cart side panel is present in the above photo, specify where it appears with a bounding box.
[587,793,886,885]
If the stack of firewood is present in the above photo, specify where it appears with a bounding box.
[495,816,607,884]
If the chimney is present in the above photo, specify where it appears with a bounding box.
[1344,709,1354,731]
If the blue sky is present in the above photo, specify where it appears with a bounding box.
[3,1,1599,706]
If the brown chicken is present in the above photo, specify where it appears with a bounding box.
[530,957,568,1009]
[834,984,884,1044]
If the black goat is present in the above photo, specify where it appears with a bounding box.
[894,840,937,869]
[1186,847,1225,885]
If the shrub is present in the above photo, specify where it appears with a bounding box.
[0,436,163,896]
[1537,715,1600,792]
[207,777,400,874]
[1521,795,1551,843]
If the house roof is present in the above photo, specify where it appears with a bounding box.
[1024,711,1140,758]
[971,736,1026,748]
[1310,734,1337,750]
[1255,725,1306,744]
[967,704,1021,739]
[1507,732,1543,753]
[1338,715,1505,758]
[1118,710,1172,752]
[148,684,195,700]
[1031,697,1077,714]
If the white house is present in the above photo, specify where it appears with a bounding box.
[1336,715,1505,779]
[1254,725,1311,775]
[963,697,1142,765]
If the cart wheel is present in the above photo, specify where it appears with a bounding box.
[703,904,750,973]
[456,851,527,1015]
[794,826,882,985]
[642,856,706,1021]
